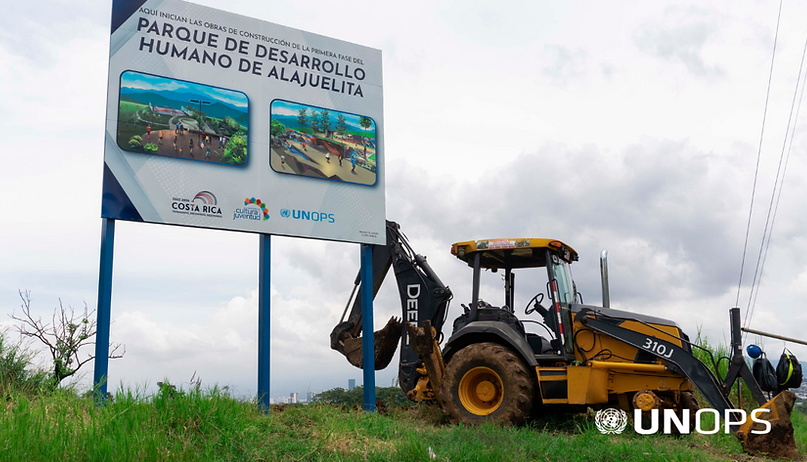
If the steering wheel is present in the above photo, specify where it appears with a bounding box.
[524,293,548,316]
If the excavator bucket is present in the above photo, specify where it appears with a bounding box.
[737,391,799,460]
[333,316,402,370]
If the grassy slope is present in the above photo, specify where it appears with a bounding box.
[1,388,803,462]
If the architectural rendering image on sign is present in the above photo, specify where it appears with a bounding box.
[270,100,377,186]
[116,71,249,167]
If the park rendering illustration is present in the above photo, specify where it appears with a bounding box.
[116,71,249,167]
[269,100,377,186]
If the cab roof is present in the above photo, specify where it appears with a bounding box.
[451,238,579,269]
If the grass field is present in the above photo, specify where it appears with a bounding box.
[0,386,804,462]
[118,101,147,117]
[1,327,804,462]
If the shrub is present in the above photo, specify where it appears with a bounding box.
[128,135,143,150]
[143,143,159,153]
[219,132,247,166]
[0,331,50,395]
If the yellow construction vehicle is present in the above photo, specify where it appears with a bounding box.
[331,221,799,459]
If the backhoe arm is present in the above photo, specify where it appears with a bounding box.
[577,308,799,460]
[330,221,453,396]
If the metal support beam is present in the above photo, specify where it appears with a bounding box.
[258,234,271,410]
[470,253,481,322]
[360,244,376,411]
[742,327,807,347]
[94,218,115,402]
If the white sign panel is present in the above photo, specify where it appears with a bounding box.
[103,0,385,244]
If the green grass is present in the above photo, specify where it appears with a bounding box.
[118,101,147,116]
[1,388,802,462]
[1,331,803,461]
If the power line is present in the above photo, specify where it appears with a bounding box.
[744,30,807,338]
[736,0,783,310]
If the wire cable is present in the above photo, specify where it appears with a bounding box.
[745,31,807,338]
[736,0,783,310]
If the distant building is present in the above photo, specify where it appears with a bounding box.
[348,379,356,391]
[290,392,298,404]
[306,392,314,402]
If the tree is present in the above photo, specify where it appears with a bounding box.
[270,119,286,138]
[313,386,408,408]
[320,109,332,136]
[336,114,348,137]
[359,116,373,138]
[222,116,242,136]
[10,290,124,386]
[309,110,321,134]
[296,107,308,131]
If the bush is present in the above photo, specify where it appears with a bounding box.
[143,143,159,153]
[128,135,143,150]
[0,332,50,395]
[219,132,247,166]
[314,386,409,408]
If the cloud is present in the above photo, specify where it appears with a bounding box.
[542,45,588,85]
[635,7,724,77]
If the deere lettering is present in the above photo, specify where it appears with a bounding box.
[404,284,420,345]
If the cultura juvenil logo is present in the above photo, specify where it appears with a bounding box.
[233,197,269,221]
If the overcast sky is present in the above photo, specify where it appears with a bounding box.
[2,0,807,401]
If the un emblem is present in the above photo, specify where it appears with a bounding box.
[280,209,290,218]
[595,408,629,434]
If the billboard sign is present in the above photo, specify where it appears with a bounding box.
[103,0,385,244]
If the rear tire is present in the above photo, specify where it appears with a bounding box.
[439,342,534,425]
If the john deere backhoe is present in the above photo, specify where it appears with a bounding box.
[330,221,800,459]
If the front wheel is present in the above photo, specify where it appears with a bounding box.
[439,342,534,425]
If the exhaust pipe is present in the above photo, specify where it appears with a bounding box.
[600,250,610,308]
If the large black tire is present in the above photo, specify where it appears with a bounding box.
[439,342,534,425]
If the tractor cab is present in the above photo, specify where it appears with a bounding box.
[449,238,580,360]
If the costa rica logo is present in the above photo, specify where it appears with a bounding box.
[170,190,222,218]
[233,197,269,221]
[193,191,217,204]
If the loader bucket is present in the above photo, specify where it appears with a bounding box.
[336,317,402,370]
[737,391,799,460]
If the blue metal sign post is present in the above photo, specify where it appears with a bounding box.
[360,244,376,411]
[92,225,377,412]
[93,218,115,402]
[258,234,271,410]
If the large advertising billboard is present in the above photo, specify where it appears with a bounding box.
[103,0,385,244]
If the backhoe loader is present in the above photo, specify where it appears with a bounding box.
[330,221,800,459]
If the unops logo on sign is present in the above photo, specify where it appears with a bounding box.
[595,408,629,434]
[594,408,772,435]
[279,208,335,223]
